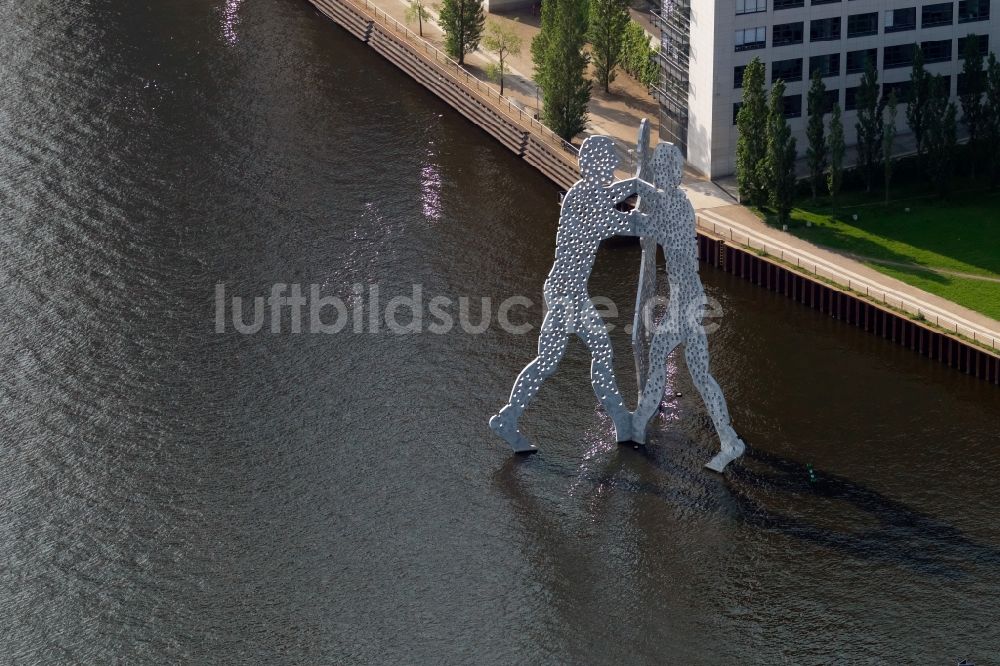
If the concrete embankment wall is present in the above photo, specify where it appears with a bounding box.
[306,0,579,190]
[698,235,1000,384]
[306,0,1000,385]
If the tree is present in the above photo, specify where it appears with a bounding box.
[827,103,845,202]
[438,0,485,65]
[805,68,827,199]
[735,57,767,206]
[404,0,430,37]
[531,0,557,78]
[619,21,659,87]
[855,56,883,193]
[882,91,898,204]
[924,75,958,197]
[959,34,986,179]
[906,45,931,166]
[483,20,522,95]
[535,0,591,139]
[588,0,630,93]
[985,53,1000,184]
[765,79,797,226]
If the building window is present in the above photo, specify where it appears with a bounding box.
[773,0,804,9]
[921,38,953,63]
[809,53,841,78]
[772,58,804,82]
[958,69,984,93]
[734,65,746,88]
[811,17,842,41]
[922,2,954,27]
[735,26,767,51]
[884,43,917,68]
[783,94,803,118]
[847,12,879,37]
[846,48,877,73]
[773,22,804,46]
[959,0,990,21]
[885,7,917,32]
[883,80,914,102]
[958,33,989,58]
[736,0,767,15]
[813,0,842,5]
[809,89,839,113]
[821,89,840,112]
[733,102,742,125]
[845,86,859,110]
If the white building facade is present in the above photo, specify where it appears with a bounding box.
[656,0,996,178]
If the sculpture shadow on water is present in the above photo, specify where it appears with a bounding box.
[729,447,1000,578]
[494,440,1000,580]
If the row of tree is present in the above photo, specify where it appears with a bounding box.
[737,37,1000,223]
[533,0,658,138]
[424,0,657,140]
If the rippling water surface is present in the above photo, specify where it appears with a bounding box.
[1,1,998,662]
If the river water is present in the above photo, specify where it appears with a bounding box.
[1,0,998,663]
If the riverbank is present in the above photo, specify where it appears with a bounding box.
[303,0,1000,376]
[758,184,1000,321]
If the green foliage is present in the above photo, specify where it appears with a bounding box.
[771,192,1000,320]
[854,57,883,193]
[531,0,554,76]
[805,69,827,199]
[827,103,845,201]
[906,45,931,162]
[535,0,591,139]
[985,53,1000,183]
[404,0,430,36]
[765,79,797,226]
[482,20,522,95]
[959,34,986,178]
[619,21,658,88]
[587,0,629,93]
[439,0,485,65]
[924,75,957,197]
[735,57,767,206]
[882,91,898,204]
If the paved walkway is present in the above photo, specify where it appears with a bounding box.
[359,0,1000,350]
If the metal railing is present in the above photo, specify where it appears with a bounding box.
[696,211,1000,351]
[319,0,658,182]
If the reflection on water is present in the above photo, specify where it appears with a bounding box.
[420,147,443,222]
[221,0,242,45]
[0,0,998,663]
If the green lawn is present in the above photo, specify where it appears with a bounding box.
[759,189,1000,321]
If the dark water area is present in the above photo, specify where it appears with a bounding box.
[1,0,998,662]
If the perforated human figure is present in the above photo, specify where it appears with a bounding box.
[490,136,649,452]
[631,143,746,472]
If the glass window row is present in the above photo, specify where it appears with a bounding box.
[733,35,987,88]
[735,0,989,23]
[731,76,958,125]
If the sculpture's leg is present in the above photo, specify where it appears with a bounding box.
[631,313,683,444]
[489,303,569,453]
[631,236,658,393]
[575,302,633,442]
[681,331,746,472]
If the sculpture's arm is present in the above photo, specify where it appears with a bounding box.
[605,177,638,204]
[636,179,659,201]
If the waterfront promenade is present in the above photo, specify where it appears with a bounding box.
[306,0,1000,354]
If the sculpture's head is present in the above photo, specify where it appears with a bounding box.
[578,136,618,183]
[649,142,684,190]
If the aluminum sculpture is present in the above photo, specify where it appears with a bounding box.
[490,121,745,472]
